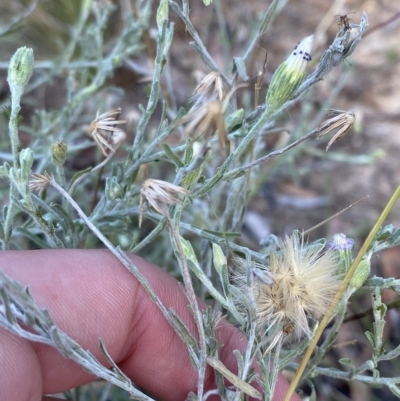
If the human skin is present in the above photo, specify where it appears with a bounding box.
[0,250,300,401]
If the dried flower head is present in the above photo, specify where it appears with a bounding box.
[233,234,341,340]
[139,179,189,227]
[178,101,228,150]
[29,171,52,196]
[317,109,355,151]
[87,108,126,157]
[177,81,245,152]
[191,71,225,107]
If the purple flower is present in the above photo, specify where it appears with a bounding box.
[327,233,354,251]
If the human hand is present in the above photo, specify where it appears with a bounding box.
[0,249,300,401]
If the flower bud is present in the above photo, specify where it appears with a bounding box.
[327,233,354,275]
[266,35,313,111]
[10,148,34,197]
[19,148,34,182]
[212,243,227,275]
[105,176,122,201]
[156,0,168,31]
[349,258,371,291]
[51,140,68,166]
[7,47,34,90]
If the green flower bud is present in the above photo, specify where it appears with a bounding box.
[179,235,199,266]
[226,108,244,132]
[349,258,371,291]
[156,0,168,31]
[212,243,227,275]
[10,148,34,197]
[105,176,122,201]
[327,233,354,275]
[266,35,313,112]
[51,140,68,166]
[19,148,34,182]
[7,47,34,90]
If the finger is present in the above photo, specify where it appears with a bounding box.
[0,325,42,401]
[0,250,299,401]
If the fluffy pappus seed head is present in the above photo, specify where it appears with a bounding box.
[233,234,341,340]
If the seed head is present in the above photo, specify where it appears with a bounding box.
[233,234,341,340]
[266,35,313,112]
[29,171,52,196]
[139,179,189,227]
[191,71,225,107]
[178,101,227,150]
[317,109,355,151]
[87,108,126,157]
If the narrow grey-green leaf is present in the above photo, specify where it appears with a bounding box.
[161,143,184,168]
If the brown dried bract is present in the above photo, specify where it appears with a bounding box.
[192,71,225,105]
[29,171,52,196]
[177,82,246,152]
[178,101,228,150]
[317,109,355,151]
[139,179,189,227]
[87,108,126,157]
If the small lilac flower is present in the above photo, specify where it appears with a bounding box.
[327,233,354,251]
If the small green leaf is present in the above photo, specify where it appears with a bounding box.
[226,108,244,132]
[388,384,400,397]
[212,243,230,298]
[365,331,375,348]
[156,0,168,31]
[212,244,227,274]
[180,236,244,325]
[161,143,184,168]
[15,227,50,249]
[232,57,249,81]
[203,229,241,238]
[68,167,92,189]
[183,139,193,165]
[305,379,317,401]
[339,358,355,369]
